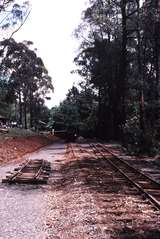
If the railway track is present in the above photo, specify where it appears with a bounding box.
[2,159,51,184]
[66,143,160,210]
[91,143,160,210]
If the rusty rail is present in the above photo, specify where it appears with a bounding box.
[2,159,51,184]
[91,143,160,210]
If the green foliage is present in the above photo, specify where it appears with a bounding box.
[123,115,142,154]
[72,0,160,154]
[51,85,98,138]
[0,38,53,128]
[0,0,31,39]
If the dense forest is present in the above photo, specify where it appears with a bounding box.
[52,0,160,154]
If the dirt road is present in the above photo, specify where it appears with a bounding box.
[0,142,160,239]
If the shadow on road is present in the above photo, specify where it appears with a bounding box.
[49,155,160,239]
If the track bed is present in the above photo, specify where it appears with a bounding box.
[2,159,51,184]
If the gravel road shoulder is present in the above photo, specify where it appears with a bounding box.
[0,143,66,239]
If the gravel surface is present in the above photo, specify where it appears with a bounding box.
[0,184,48,239]
[0,142,66,239]
[46,143,160,239]
[0,142,160,239]
[103,143,160,183]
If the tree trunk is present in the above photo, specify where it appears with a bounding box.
[24,95,27,129]
[137,0,147,151]
[120,0,127,123]
[18,91,23,126]
[116,0,127,138]
[29,90,33,128]
[154,21,160,100]
[97,86,104,138]
[137,10,145,132]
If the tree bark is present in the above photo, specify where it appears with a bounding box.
[24,94,27,129]
[115,0,128,138]
[18,91,23,126]
[29,90,33,128]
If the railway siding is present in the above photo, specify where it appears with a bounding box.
[2,159,51,184]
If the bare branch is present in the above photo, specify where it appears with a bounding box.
[9,8,31,39]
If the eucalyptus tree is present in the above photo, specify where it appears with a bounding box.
[0,0,31,37]
[0,0,31,119]
[73,0,160,153]
[0,38,53,128]
[74,0,141,138]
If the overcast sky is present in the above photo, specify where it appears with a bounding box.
[14,0,88,108]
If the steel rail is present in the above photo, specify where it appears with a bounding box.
[97,143,160,186]
[6,159,31,182]
[90,143,160,210]
[33,160,45,180]
[3,159,50,184]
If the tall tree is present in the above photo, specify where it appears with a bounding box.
[0,38,54,128]
[0,0,31,119]
[72,0,160,153]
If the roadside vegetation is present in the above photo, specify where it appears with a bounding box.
[52,0,160,155]
[1,0,160,156]
[0,0,53,133]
